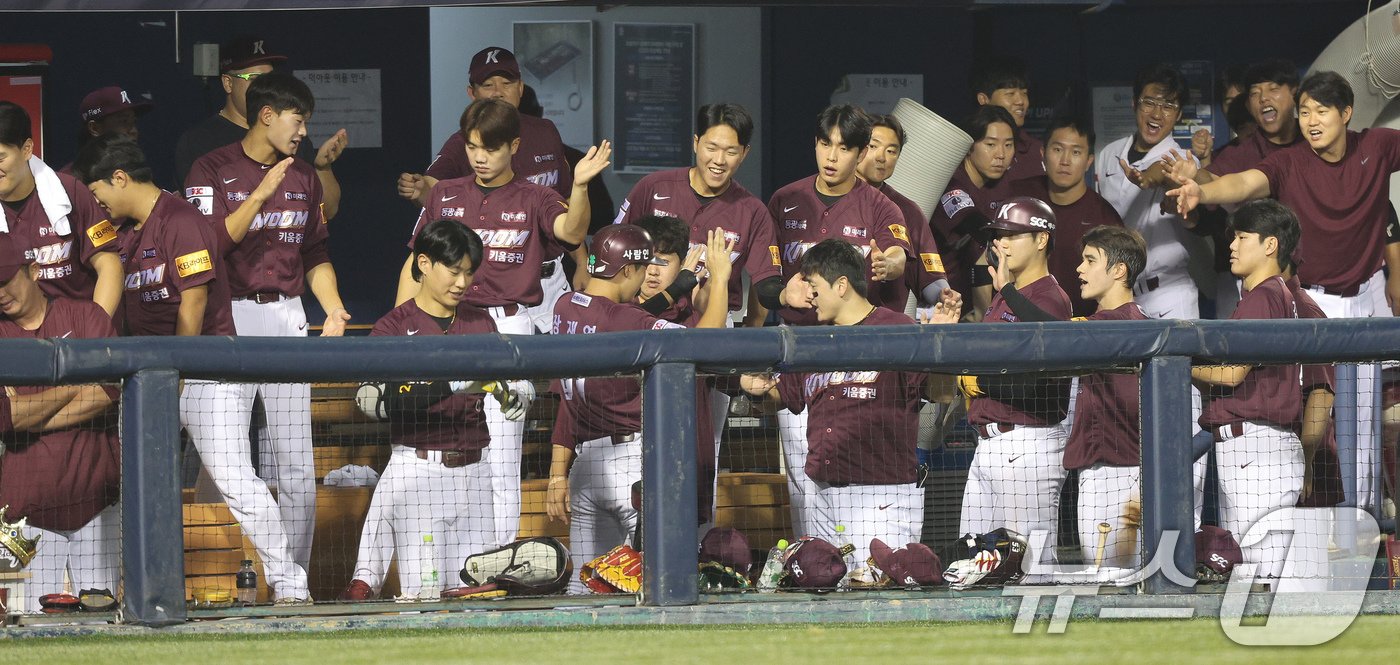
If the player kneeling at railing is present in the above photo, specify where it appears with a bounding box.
[344,220,532,601]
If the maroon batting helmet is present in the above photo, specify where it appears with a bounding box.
[988,196,1057,235]
[588,224,667,278]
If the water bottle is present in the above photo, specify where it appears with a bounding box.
[756,538,790,592]
[419,534,441,601]
[236,559,257,606]
[834,524,856,568]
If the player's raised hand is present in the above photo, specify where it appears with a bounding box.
[397,172,429,203]
[682,242,706,277]
[250,157,295,204]
[315,129,349,170]
[988,244,1009,291]
[1119,158,1146,189]
[1160,149,1198,184]
[869,240,896,282]
[547,476,570,524]
[781,272,814,309]
[1165,176,1202,217]
[919,294,962,325]
[321,307,351,337]
[1190,128,1212,163]
[705,227,736,284]
[573,140,612,186]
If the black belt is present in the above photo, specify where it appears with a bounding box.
[1135,276,1161,294]
[235,291,287,304]
[540,261,557,278]
[1301,282,1361,298]
[976,423,1017,439]
[416,449,471,468]
[610,432,640,445]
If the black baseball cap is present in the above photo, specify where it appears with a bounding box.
[220,36,286,73]
[470,47,521,87]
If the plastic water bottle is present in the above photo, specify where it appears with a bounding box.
[756,538,790,592]
[420,534,441,601]
[236,559,257,606]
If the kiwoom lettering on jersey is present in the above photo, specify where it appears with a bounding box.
[125,264,165,289]
[27,241,72,266]
[249,210,310,231]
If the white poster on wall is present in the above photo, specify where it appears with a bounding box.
[830,74,923,115]
[514,21,594,150]
[1091,86,1137,155]
[293,69,382,148]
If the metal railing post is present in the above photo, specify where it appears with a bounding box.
[1140,356,1196,594]
[119,369,185,625]
[639,362,699,606]
[1334,363,1359,554]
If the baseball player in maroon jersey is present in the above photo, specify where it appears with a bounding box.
[614,103,781,326]
[613,103,781,490]
[398,46,575,334]
[742,239,934,564]
[397,98,609,547]
[546,224,733,593]
[78,133,318,604]
[855,113,951,314]
[631,214,721,524]
[1166,60,1302,319]
[766,104,911,541]
[1011,116,1123,318]
[930,105,1019,320]
[1064,226,1149,570]
[971,55,1043,183]
[343,220,504,601]
[0,102,122,317]
[174,36,346,217]
[1170,71,1397,512]
[66,85,151,172]
[953,197,1073,562]
[1191,199,1302,581]
[0,232,121,611]
[185,73,352,595]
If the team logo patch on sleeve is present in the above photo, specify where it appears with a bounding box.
[940,189,973,218]
[769,245,781,266]
[889,224,909,242]
[920,252,944,274]
[86,219,117,247]
[185,186,214,215]
[175,249,213,277]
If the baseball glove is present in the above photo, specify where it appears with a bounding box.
[698,561,751,591]
[580,544,642,593]
[943,528,1028,590]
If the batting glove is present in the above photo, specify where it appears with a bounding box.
[492,380,536,422]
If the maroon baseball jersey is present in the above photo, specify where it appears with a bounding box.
[1063,302,1149,470]
[410,177,568,307]
[1286,276,1343,507]
[424,114,574,197]
[370,299,496,457]
[0,170,119,302]
[551,291,683,447]
[1201,275,1300,429]
[184,143,330,298]
[117,191,235,337]
[968,275,1073,427]
[616,167,782,311]
[1004,128,1045,183]
[871,181,946,308]
[0,298,120,531]
[929,166,1015,299]
[776,307,924,485]
[1254,129,1400,292]
[1012,176,1124,317]
[768,176,912,319]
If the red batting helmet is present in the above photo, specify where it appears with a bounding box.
[988,196,1057,235]
[588,224,667,278]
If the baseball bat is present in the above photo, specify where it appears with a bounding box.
[1093,522,1111,570]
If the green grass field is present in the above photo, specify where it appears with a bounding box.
[3,616,1396,664]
